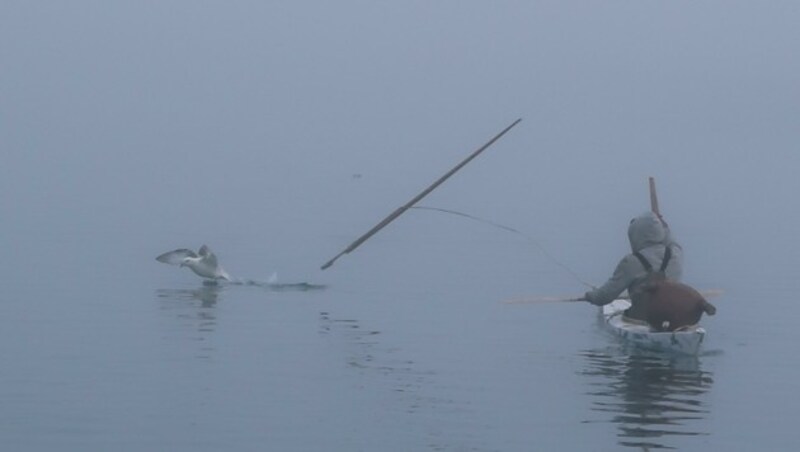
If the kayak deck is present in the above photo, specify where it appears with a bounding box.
[601,299,706,355]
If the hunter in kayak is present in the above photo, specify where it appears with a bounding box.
[583,211,714,330]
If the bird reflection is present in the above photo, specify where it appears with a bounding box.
[157,285,221,307]
[156,285,221,336]
[580,349,714,450]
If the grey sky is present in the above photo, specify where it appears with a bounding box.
[2,1,798,283]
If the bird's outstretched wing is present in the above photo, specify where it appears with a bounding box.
[156,249,198,265]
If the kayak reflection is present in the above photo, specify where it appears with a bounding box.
[580,348,714,450]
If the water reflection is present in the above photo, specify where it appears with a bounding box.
[157,285,221,308]
[156,285,221,345]
[154,281,324,338]
[580,348,714,450]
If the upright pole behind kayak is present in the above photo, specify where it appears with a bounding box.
[320,118,522,270]
[649,176,660,216]
[649,176,669,228]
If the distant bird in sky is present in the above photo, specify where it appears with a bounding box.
[156,245,231,282]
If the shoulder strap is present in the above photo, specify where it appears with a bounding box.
[633,251,653,272]
[634,245,672,274]
[659,245,672,272]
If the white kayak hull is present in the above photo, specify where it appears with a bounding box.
[601,299,706,355]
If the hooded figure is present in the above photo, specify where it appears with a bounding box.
[584,211,683,317]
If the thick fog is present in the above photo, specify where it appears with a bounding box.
[3,3,798,282]
[1,3,799,449]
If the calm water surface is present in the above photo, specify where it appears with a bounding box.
[1,225,798,452]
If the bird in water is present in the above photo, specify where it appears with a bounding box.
[156,245,231,283]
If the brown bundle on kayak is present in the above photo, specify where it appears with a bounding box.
[639,279,717,332]
[629,246,717,332]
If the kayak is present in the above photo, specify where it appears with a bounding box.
[601,299,706,355]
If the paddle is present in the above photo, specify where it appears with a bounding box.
[503,289,724,305]
[321,118,522,270]
[503,295,587,304]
